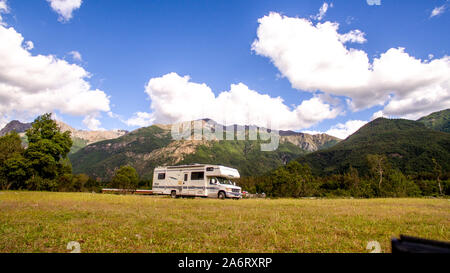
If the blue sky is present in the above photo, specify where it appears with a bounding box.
[0,0,449,138]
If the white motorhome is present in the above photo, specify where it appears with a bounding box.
[152,164,242,199]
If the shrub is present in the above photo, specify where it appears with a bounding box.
[110,166,139,190]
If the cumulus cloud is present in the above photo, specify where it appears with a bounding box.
[312,3,332,21]
[47,0,82,22]
[126,112,155,127]
[0,24,111,129]
[302,130,323,135]
[338,29,366,44]
[252,12,450,119]
[371,110,386,120]
[69,50,82,62]
[138,72,340,130]
[325,120,368,139]
[82,113,103,131]
[304,119,368,139]
[372,80,450,120]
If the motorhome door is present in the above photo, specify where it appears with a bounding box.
[189,171,205,196]
[182,172,188,195]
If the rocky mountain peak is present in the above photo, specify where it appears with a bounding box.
[0,120,32,136]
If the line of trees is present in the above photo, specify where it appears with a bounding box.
[238,159,449,198]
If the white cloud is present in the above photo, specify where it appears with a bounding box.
[430,5,447,18]
[312,3,332,21]
[302,130,323,135]
[140,72,340,130]
[69,50,82,62]
[325,120,368,139]
[0,24,111,129]
[371,110,386,120]
[82,113,104,131]
[47,0,82,22]
[304,119,369,139]
[0,0,9,26]
[107,111,119,119]
[372,80,450,120]
[338,29,366,44]
[50,112,64,122]
[126,112,155,127]
[252,12,450,120]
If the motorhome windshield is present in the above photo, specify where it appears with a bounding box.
[213,177,235,185]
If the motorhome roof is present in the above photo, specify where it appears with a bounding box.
[156,164,232,170]
[164,164,206,169]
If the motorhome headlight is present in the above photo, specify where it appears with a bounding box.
[226,188,233,192]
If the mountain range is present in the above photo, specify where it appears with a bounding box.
[1,108,449,180]
[68,119,340,180]
[297,114,450,177]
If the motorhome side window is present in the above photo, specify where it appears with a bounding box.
[191,172,204,180]
[157,173,165,180]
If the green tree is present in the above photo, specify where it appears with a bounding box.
[57,173,74,192]
[72,173,90,192]
[285,161,317,197]
[386,169,420,197]
[0,132,24,163]
[0,132,28,190]
[262,161,317,198]
[111,166,139,190]
[343,166,361,196]
[1,154,29,190]
[25,176,58,191]
[24,113,73,181]
[85,176,101,192]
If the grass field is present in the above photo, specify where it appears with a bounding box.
[0,191,449,253]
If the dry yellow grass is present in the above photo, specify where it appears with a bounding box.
[0,191,448,253]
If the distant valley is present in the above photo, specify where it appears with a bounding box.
[68,119,340,180]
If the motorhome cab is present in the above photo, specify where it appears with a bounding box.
[152,164,242,199]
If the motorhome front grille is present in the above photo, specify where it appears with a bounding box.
[232,189,240,193]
